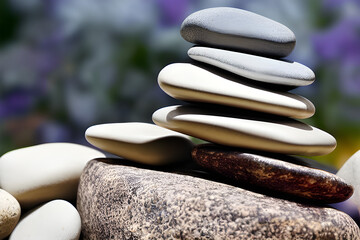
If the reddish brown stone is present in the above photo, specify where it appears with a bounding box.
[192,144,353,203]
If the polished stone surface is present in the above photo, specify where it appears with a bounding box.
[152,105,336,156]
[85,122,194,165]
[188,46,315,86]
[337,150,360,210]
[158,63,315,119]
[181,7,296,58]
[192,144,353,203]
[0,143,105,208]
[0,189,21,240]
[10,200,81,240]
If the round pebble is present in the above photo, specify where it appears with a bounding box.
[10,200,81,240]
[0,189,21,240]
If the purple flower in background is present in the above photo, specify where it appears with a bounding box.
[341,62,360,94]
[157,0,190,25]
[0,90,34,118]
[313,17,360,94]
[313,17,360,62]
[323,0,360,9]
[323,0,350,9]
[37,121,71,143]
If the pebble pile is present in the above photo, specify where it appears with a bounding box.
[0,143,103,239]
[1,6,360,240]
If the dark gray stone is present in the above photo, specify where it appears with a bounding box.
[181,7,296,58]
[192,144,353,203]
[77,159,360,240]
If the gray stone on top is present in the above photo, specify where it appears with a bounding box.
[77,159,360,239]
[181,7,296,58]
[188,46,315,87]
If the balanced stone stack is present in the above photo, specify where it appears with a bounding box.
[78,7,360,240]
[153,7,352,203]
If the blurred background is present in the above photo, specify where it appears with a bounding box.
[0,0,359,169]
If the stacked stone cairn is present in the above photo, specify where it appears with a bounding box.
[1,7,360,240]
[153,7,351,203]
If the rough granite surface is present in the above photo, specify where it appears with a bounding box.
[77,159,360,240]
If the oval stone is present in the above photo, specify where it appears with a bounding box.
[337,150,360,210]
[152,105,336,156]
[85,122,194,165]
[77,159,360,239]
[10,200,81,240]
[180,7,296,58]
[192,144,353,203]
[0,189,21,239]
[188,46,315,86]
[158,63,315,119]
[0,143,105,208]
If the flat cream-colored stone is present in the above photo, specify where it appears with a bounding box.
[0,143,105,208]
[85,122,194,165]
[188,46,315,86]
[0,189,21,240]
[152,105,336,156]
[10,200,81,240]
[158,63,315,119]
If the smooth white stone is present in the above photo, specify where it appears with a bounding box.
[158,63,315,119]
[85,122,194,165]
[152,105,336,156]
[188,46,315,86]
[0,189,21,240]
[0,143,105,208]
[10,200,81,240]
[337,150,360,209]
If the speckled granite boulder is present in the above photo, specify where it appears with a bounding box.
[77,159,360,240]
